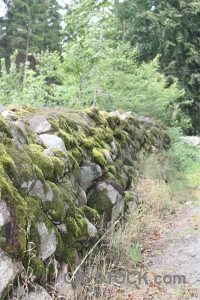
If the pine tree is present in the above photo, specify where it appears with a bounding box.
[115,0,200,133]
[0,0,62,65]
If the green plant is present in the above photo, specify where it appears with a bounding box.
[129,242,142,267]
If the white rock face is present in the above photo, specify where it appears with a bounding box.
[39,134,68,156]
[27,285,52,300]
[37,222,58,261]
[28,115,52,134]
[80,163,102,192]
[55,262,75,300]
[0,250,23,299]
[0,201,11,227]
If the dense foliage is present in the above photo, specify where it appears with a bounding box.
[115,0,200,133]
[0,0,62,65]
[0,0,199,132]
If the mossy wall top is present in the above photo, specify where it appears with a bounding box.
[0,105,170,289]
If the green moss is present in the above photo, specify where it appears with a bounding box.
[0,114,13,138]
[43,181,65,222]
[87,189,113,227]
[108,165,116,176]
[92,148,107,168]
[0,171,13,200]
[8,104,35,116]
[86,108,108,126]
[58,178,76,205]
[62,247,76,264]
[113,128,125,141]
[81,206,100,223]
[74,208,88,236]
[65,216,80,245]
[81,137,96,149]
[23,251,44,281]
[29,144,54,180]
[26,196,63,258]
[58,129,77,149]
[59,114,73,134]
[1,154,18,184]
[47,116,60,131]
[51,156,65,181]
[52,148,67,159]
[70,147,83,165]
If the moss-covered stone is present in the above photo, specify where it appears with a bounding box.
[42,181,65,222]
[0,114,13,138]
[92,148,107,168]
[29,144,54,180]
[81,206,100,223]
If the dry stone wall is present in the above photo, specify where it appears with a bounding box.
[0,105,170,299]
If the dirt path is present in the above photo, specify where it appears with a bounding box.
[127,198,200,299]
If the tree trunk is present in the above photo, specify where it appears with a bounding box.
[24,23,30,83]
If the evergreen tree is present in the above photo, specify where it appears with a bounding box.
[115,0,200,133]
[0,0,62,65]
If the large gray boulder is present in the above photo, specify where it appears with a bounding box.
[39,133,68,156]
[28,115,52,134]
[80,163,102,192]
[0,250,23,299]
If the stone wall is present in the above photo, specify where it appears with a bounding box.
[0,105,170,299]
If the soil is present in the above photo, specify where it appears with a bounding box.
[123,198,200,299]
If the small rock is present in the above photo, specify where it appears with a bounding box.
[39,134,68,156]
[110,139,118,160]
[57,223,67,233]
[8,121,28,144]
[27,285,52,300]
[86,218,98,238]
[77,186,87,206]
[2,110,18,121]
[28,115,52,134]
[80,163,102,192]
[0,201,11,227]
[37,222,58,261]
[102,149,113,164]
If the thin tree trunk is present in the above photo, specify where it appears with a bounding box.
[24,23,30,83]
[93,15,104,107]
